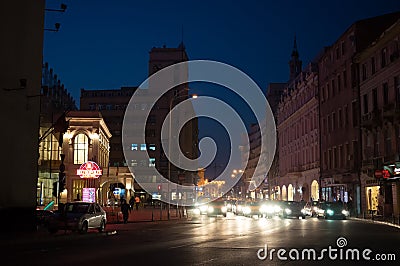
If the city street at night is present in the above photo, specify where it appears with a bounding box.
[3,214,399,265]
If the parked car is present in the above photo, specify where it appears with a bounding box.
[35,209,54,230]
[48,202,107,234]
[303,201,319,217]
[207,200,228,217]
[316,201,349,220]
[278,201,306,219]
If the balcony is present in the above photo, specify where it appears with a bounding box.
[361,109,381,130]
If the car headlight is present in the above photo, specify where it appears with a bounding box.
[200,205,208,212]
[301,209,306,214]
[326,209,334,215]
[260,205,267,213]
[285,208,292,214]
[275,206,282,213]
[193,208,200,215]
[227,204,232,208]
[243,207,251,214]
[221,206,227,213]
[238,206,242,211]
[207,206,214,213]
[342,210,349,216]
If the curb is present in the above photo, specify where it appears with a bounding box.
[349,217,400,229]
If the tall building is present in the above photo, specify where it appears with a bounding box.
[80,43,198,204]
[0,0,45,231]
[278,44,320,203]
[355,18,400,217]
[318,12,400,215]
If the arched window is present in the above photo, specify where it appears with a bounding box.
[74,134,88,164]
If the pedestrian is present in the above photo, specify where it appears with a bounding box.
[135,195,140,210]
[129,197,135,210]
[121,199,131,224]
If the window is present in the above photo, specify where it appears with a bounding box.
[383,82,389,105]
[332,80,336,97]
[332,112,336,131]
[362,64,367,81]
[371,57,376,74]
[352,101,358,127]
[385,130,392,155]
[341,41,345,55]
[333,147,337,168]
[344,105,349,127]
[381,48,387,68]
[140,144,146,151]
[337,75,341,92]
[338,109,343,128]
[339,145,343,168]
[74,134,88,164]
[328,149,332,169]
[327,115,331,133]
[149,144,156,151]
[343,70,347,88]
[326,84,330,99]
[363,94,369,114]
[321,86,325,102]
[131,144,138,151]
[372,88,378,110]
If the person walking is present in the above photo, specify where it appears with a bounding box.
[135,195,140,210]
[121,199,131,224]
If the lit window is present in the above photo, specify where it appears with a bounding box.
[74,134,88,164]
[149,144,156,151]
[149,158,156,167]
[131,144,138,151]
[131,160,137,167]
[140,144,146,151]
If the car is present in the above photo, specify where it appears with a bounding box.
[47,202,107,234]
[35,209,54,230]
[207,200,228,217]
[242,201,264,217]
[316,201,349,220]
[259,200,280,218]
[278,201,306,219]
[303,201,319,217]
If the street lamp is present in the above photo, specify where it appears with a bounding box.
[167,91,197,219]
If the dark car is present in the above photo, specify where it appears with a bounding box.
[316,202,349,220]
[242,201,264,217]
[278,201,306,219]
[207,200,228,217]
[48,202,107,234]
[35,209,54,230]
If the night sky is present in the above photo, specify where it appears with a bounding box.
[43,0,400,177]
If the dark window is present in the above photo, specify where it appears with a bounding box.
[372,88,378,110]
[371,57,376,74]
[343,70,347,88]
[363,94,369,114]
[332,80,336,97]
[337,75,341,92]
[381,48,387,67]
[383,83,389,105]
[341,41,345,55]
[352,101,358,127]
[362,64,367,81]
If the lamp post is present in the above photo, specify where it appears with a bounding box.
[168,92,197,220]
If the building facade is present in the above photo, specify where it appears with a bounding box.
[318,12,400,215]
[356,18,400,217]
[278,61,320,202]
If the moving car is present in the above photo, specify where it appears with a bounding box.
[233,200,246,215]
[242,201,263,217]
[48,202,107,234]
[259,200,280,218]
[207,200,228,217]
[278,201,306,219]
[316,201,349,220]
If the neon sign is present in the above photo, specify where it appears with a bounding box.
[82,188,96,202]
[77,161,102,178]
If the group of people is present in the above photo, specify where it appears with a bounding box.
[120,196,141,224]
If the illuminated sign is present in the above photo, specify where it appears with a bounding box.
[82,188,96,203]
[77,161,102,178]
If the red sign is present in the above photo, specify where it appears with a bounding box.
[77,161,102,179]
[382,169,391,179]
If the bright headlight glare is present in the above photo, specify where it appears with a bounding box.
[327,209,334,215]
[207,206,214,213]
[221,207,227,213]
[200,205,208,212]
[243,207,251,214]
[342,210,349,216]
[285,208,292,214]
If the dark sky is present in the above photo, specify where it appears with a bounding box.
[43,0,400,178]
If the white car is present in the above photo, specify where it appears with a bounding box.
[48,202,107,234]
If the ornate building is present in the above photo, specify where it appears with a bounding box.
[356,18,400,217]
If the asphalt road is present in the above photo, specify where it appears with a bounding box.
[2,213,399,266]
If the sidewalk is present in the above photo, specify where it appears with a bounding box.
[104,205,190,224]
[349,214,400,229]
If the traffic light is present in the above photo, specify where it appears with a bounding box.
[52,182,58,198]
[59,172,66,192]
